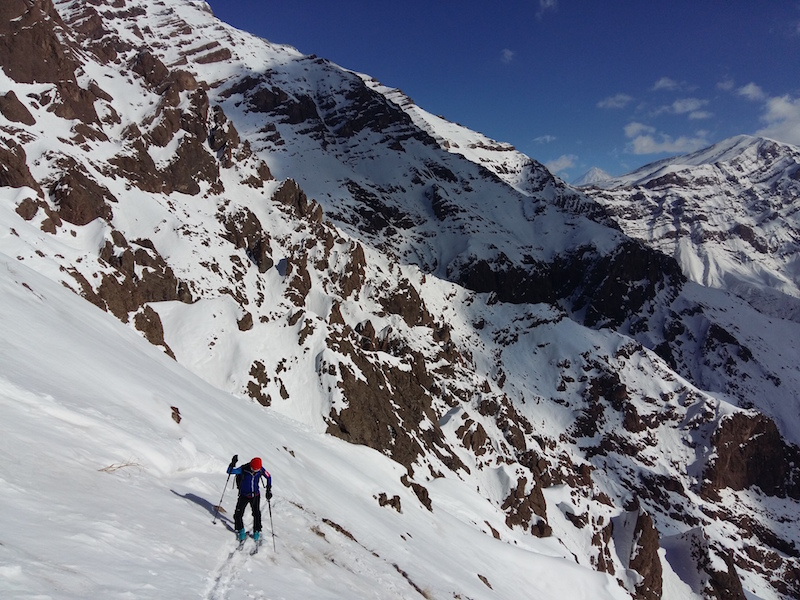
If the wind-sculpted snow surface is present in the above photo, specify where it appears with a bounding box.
[1,1,800,598]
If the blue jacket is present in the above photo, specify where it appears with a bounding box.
[228,464,271,497]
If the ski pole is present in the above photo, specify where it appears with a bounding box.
[268,496,276,552]
[213,455,238,524]
[212,473,230,524]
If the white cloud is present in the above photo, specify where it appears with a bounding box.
[652,98,711,119]
[671,98,712,120]
[728,79,800,145]
[671,98,707,114]
[756,94,800,145]
[737,82,766,101]
[533,135,557,144]
[717,78,735,92]
[597,93,633,109]
[536,0,558,19]
[624,122,708,155]
[652,77,680,91]
[501,48,515,64]
[627,132,709,155]
[624,122,655,138]
[545,154,577,174]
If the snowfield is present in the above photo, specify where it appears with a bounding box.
[0,253,634,599]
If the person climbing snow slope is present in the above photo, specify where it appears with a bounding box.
[227,455,272,542]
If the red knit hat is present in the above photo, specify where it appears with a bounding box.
[250,457,262,470]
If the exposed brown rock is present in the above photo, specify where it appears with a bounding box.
[208,105,241,168]
[379,279,435,328]
[15,197,40,221]
[458,239,684,328]
[195,46,232,64]
[501,476,550,536]
[340,242,366,299]
[0,91,35,125]
[131,50,170,88]
[95,235,193,321]
[430,184,464,221]
[51,79,102,124]
[246,360,271,406]
[325,335,462,473]
[180,89,210,141]
[246,83,320,125]
[456,420,490,456]
[706,550,747,600]
[286,253,312,307]
[50,166,115,226]
[592,520,615,574]
[629,511,662,600]
[0,138,41,194]
[0,0,77,85]
[220,206,273,273]
[164,135,221,195]
[344,179,417,233]
[674,528,747,600]
[273,179,323,222]
[133,305,176,359]
[703,412,800,500]
[401,476,433,511]
[377,492,402,513]
[109,138,164,193]
[148,108,181,147]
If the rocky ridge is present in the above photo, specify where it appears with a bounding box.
[1,1,799,598]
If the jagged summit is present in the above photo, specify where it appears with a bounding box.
[2,1,800,598]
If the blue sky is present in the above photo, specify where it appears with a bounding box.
[205,0,800,180]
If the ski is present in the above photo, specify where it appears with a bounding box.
[249,532,262,555]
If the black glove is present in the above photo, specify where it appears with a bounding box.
[229,454,238,468]
[266,489,272,500]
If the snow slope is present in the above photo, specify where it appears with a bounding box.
[0,254,634,600]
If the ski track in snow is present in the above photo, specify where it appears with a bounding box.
[204,534,273,600]
[205,545,248,600]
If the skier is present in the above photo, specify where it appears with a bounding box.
[227,454,272,543]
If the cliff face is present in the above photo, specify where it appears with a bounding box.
[2,1,800,598]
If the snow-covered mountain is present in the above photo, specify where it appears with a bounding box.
[573,167,613,187]
[586,135,800,321]
[1,1,799,599]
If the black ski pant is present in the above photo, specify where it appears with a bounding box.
[233,494,262,532]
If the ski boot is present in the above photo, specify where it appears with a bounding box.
[253,531,261,542]
[237,528,246,542]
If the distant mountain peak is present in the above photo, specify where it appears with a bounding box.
[572,167,611,187]
[585,133,800,321]
[596,134,798,189]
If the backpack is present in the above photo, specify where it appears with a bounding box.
[235,463,253,490]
